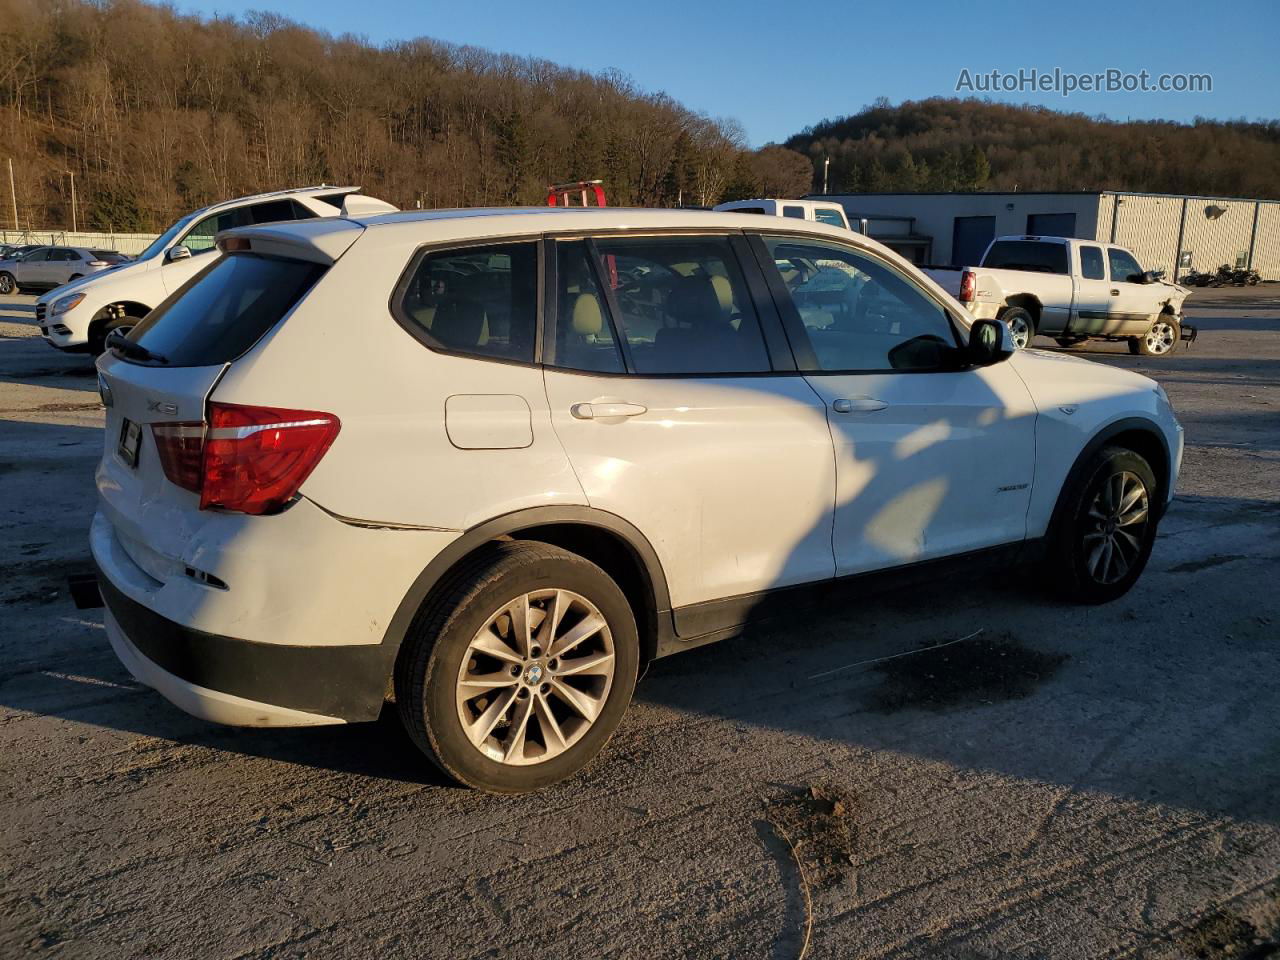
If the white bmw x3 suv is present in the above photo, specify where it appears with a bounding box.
[92,207,1182,792]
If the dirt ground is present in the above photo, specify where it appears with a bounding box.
[1,286,1278,959]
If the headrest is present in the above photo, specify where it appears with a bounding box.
[571,293,603,336]
[432,297,488,347]
[709,274,734,314]
[667,276,723,327]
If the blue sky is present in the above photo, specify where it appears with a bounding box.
[175,0,1278,147]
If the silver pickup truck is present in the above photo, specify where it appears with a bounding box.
[925,235,1193,357]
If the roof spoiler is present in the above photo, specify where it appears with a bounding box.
[341,195,400,218]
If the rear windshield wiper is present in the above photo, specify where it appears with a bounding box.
[105,329,168,364]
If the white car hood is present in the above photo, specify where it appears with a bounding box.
[1010,348,1156,407]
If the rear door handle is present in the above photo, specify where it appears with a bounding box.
[832,397,888,414]
[570,401,648,420]
[1110,288,1120,296]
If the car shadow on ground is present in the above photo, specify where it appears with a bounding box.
[5,494,1278,816]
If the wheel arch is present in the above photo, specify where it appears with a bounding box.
[380,506,673,680]
[87,300,152,333]
[1000,294,1042,324]
[1048,417,1172,539]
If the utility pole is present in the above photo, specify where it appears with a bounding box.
[68,171,77,232]
[823,156,830,195]
[7,159,17,231]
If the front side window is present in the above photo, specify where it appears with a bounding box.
[22,248,48,262]
[1080,245,1106,280]
[181,209,249,254]
[398,242,538,363]
[813,208,846,227]
[587,235,772,375]
[764,236,957,372]
[1108,248,1144,282]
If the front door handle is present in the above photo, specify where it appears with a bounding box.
[832,397,888,414]
[1110,288,1120,296]
[570,401,648,420]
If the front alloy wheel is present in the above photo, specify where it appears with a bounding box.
[1045,445,1159,604]
[1081,470,1150,585]
[456,589,616,766]
[1131,317,1180,356]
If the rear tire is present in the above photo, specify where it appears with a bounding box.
[1044,445,1159,604]
[1055,337,1086,349]
[0,272,17,295]
[1129,316,1179,357]
[395,541,640,793]
[1000,306,1035,349]
[68,273,82,282]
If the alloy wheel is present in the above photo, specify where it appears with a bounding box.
[1145,322,1176,355]
[1082,470,1149,585]
[455,588,615,766]
[0,275,12,294]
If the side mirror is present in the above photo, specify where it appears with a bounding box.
[968,319,1014,366]
[166,245,191,263]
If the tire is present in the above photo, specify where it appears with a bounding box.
[89,316,135,355]
[1000,306,1035,349]
[1044,445,1159,604]
[1055,337,1085,349]
[1129,315,1179,357]
[395,541,640,793]
[0,272,17,295]
[68,273,82,282]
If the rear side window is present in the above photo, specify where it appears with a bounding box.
[396,242,538,363]
[249,199,313,224]
[782,206,807,219]
[585,235,772,375]
[128,254,324,366]
[983,240,1069,275]
[1080,245,1106,280]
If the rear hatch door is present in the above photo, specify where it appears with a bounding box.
[95,249,329,581]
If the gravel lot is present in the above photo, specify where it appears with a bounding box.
[2,288,1278,959]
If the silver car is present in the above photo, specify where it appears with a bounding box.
[0,246,129,295]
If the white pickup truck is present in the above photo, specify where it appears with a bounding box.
[925,235,1192,357]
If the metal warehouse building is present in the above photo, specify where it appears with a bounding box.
[811,191,1280,281]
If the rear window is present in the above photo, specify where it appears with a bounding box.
[982,240,1069,275]
[90,250,126,263]
[127,254,324,366]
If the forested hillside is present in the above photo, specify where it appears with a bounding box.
[786,98,1280,199]
[0,0,812,232]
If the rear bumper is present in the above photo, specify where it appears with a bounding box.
[96,560,391,724]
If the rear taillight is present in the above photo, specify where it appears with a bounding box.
[152,422,205,492]
[149,403,340,515]
[958,269,976,303]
